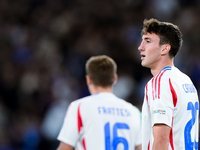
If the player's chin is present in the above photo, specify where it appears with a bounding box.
[141,62,150,68]
[141,61,146,67]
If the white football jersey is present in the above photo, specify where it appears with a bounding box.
[142,66,199,150]
[58,92,141,150]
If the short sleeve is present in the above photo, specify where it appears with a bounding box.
[150,75,174,127]
[135,109,142,147]
[57,101,80,146]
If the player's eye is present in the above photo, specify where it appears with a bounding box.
[146,39,150,43]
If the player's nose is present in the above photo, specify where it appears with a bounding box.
[138,42,144,51]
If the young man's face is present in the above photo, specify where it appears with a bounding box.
[138,33,162,69]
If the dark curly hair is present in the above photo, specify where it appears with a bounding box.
[141,18,183,58]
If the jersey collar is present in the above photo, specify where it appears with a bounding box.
[160,66,172,72]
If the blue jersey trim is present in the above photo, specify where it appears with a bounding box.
[161,66,172,72]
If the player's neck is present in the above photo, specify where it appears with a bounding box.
[90,86,112,95]
[151,59,174,76]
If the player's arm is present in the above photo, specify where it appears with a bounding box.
[57,142,74,150]
[152,124,171,150]
[135,144,142,150]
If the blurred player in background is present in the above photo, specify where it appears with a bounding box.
[138,18,199,150]
[57,55,142,150]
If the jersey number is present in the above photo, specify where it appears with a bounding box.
[104,122,129,150]
[184,102,199,150]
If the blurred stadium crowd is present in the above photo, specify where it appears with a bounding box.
[0,0,200,149]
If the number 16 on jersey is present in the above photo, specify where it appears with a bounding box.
[104,122,130,150]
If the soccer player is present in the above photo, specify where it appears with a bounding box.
[138,18,199,150]
[57,55,142,150]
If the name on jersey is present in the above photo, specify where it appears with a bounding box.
[182,84,197,93]
[98,107,131,117]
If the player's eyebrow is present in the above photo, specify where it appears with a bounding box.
[143,37,151,40]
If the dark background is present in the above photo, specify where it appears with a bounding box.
[0,0,199,149]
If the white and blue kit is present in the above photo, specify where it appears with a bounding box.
[58,92,142,150]
[142,66,199,150]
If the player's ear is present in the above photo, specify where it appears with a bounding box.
[113,75,118,84]
[86,75,92,85]
[161,44,171,55]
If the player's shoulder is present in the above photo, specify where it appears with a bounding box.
[154,66,193,87]
[153,66,187,80]
[167,66,191,81]
[69,95,92,107]
[117,97,141,113]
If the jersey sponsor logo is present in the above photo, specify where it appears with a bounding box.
[153,109,166,114]
[182,84,197,93]
[98,107,131,117]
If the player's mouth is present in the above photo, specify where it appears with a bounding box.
[141,54,146,60]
